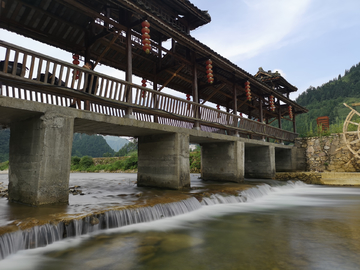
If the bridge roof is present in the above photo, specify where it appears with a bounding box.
[0,0,307,120]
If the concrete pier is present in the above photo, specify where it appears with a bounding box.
[8,112,74,205]
[137,133,190,189]
[201,141,244,182]
[245,145,275,179]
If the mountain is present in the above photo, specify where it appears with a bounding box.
[72,133,115,157]
[279,62,360,136]
[103,136,129,152]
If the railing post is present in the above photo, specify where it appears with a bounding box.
[233,83,239,136]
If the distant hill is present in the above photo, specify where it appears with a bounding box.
[103,136,129,152]
[72,133,115,157]
[279,62,360,136]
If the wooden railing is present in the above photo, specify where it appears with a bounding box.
[0,40,298,142]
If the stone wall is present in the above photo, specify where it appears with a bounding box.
[296,134,360,172]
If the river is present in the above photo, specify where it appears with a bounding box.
[1,173,360,269]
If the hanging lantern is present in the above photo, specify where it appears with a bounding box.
[269,95,275,112]
[72,54,80,80]
[141,20,151,54]
[186,94,191,110]
[206,59,214,83]
[240,112,243,117]
[141,79,147,98]
[288,105,293,119]
[245,81,251,101]
[216,104,220,118]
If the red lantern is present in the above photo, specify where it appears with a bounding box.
[141,79,147,98]
[245,81,251,101]
[72,54,80,80]
[288,105,293,119]
[141,20,151,54]
[216,104,220,118]
[269,95,275,112]
[206,59,214,83]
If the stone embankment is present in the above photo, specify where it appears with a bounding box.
[295,134,360,172]
[276,134,360,185]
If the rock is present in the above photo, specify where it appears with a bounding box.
[90,217,100,225]
[160,234,204,253]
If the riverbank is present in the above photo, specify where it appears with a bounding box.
[276,171,360,185]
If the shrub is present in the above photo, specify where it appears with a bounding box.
[0,161,9,171]
[79,156,94,169]
[71,156,81,166]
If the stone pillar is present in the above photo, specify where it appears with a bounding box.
[245,145,275,178]
[275,148,293,172]
[138,133,190,189]
[201,141,244,182]
[8,112,74,205]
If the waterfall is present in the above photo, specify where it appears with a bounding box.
[0,181,306,260]
[0,197,201,260]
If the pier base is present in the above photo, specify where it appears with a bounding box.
[8,112,74,205]
[245,145,275,179]
[201,141,244,182]
[137,133,190,189]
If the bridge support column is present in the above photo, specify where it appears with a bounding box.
[201,141,244,182]
[138,133,190,189]
[9,112,74,205]
[275,148,294,172]
[245,145,275,179]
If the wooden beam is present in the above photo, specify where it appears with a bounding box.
[201,83,226,104]
[94,34,119,68]
[158,64,185,92]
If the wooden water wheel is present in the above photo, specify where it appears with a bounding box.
[343,103,360,158]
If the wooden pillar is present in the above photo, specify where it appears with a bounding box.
[233,84,238,136]
[259,98,264,140]
[192,51,200,130]
[277,100,283,144]
[125,19,134,118]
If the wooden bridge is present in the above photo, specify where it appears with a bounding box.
[0,0,308,206]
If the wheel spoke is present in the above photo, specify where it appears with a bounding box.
[350,139,360,145]
[349,121,359,126]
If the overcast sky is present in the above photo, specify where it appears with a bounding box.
[1,0,360,101]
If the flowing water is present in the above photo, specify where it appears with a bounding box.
[1,173,360,270]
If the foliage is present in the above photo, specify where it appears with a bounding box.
[71,153,138,172]
[115,140,138,157]
[0,161,9,171]
[0,129,9,163]
[271,62,360,137]
[189,149,201,173]
[71,133,115,157]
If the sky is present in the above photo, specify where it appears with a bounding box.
[1,0,360,101]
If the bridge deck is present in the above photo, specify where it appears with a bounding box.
[0,40,297,142]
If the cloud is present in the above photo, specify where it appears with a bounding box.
[191,0,312,61]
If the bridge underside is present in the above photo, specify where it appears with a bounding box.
[1,97,305,205]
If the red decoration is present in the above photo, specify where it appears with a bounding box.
[141,79,147,98]
[269,95,275,112]
[245,81,251,101]
[186,94,191,101]
[288,105,293,119]
[216,104,220,118]
[141,20,151,54]
[72,54,80,80]
[206,59,214,83]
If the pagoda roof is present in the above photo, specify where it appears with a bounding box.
[254,67,298,94]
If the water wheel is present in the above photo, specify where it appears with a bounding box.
[343,103,360,158]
